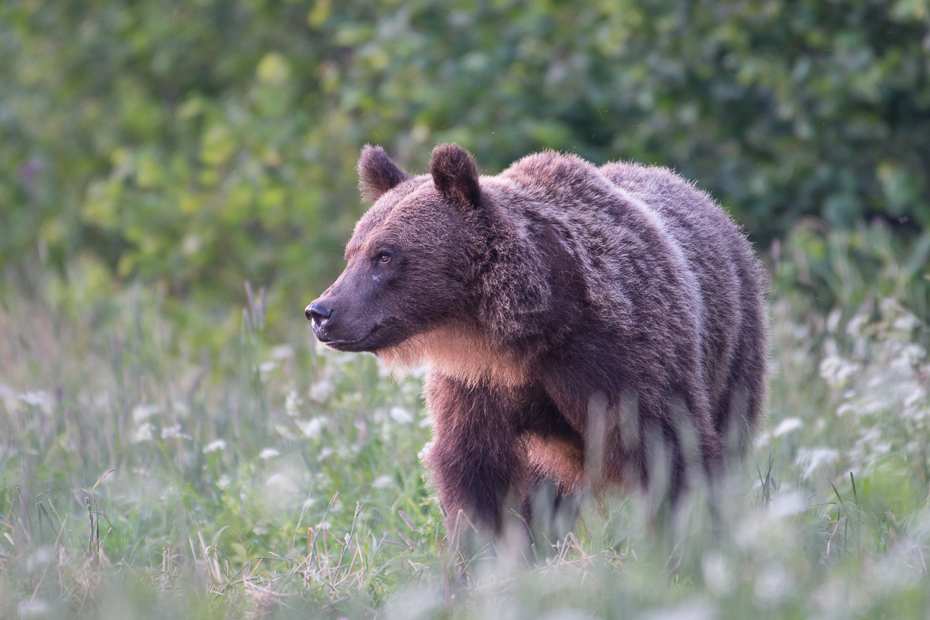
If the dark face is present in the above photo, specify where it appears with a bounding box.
[306,188,477,353]
[306,240,417,352]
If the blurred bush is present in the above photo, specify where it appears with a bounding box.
[773,219,930,320]
[1,0,928,312]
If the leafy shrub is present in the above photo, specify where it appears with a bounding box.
[2,0,928,313]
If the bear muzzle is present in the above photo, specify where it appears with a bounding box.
[306,299,381,350]
[306,300,335,341]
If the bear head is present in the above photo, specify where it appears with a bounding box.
[306,143,552,366]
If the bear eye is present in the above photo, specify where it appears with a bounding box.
[377,252,391,264]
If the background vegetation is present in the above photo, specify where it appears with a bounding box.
[1,0,930,618]
[2,0,929,316]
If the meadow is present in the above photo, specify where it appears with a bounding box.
[1,220,928,619]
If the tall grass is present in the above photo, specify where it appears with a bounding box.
[2,222,929,619]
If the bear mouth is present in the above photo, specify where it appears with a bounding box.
[322,324,387,352]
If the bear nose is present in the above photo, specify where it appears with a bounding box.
[305,301,333,323]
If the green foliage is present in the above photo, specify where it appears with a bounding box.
[2,0,928,314]
[773,218,930,319]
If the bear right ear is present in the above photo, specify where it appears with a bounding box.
[430,143,481,208]
[358,145,411,202]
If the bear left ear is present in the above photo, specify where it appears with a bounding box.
[358,145,411,202]
[430,143,481,207]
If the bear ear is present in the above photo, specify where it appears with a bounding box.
[430,143,481,207]
[358,145,411,202]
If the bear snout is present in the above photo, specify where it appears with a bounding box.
[305,300,333,332]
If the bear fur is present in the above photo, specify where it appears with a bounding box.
[307,143,766,544]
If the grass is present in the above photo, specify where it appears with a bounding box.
[2,221,930,619]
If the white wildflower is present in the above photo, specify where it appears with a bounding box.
[260,447,280,460]
[20,390,53,414]
[132,403,161,424]
[772,418,803,437]
[903,384,926,408]
[836,403,859,417]
[308,377,334,403]
[893,313,919,333]
[275,423,298,439]
[768,492,808,518]
[161,424,188,439]
[418,440,435,464]
[296,417,323,438]
[880,297,899,315]
[203,439,226,454]
[859,392,893,415]
[846,312,869,337]
[25,546,54,571]
[373,475,394,489]
[266,472,298,494]
[851,426,890,462]
[217,475,232,489]
[896,344,925,368]
[285,390,303,417]
[796,447,839,479]
[390,406,413,424]
[753,431,771,450]
[819,355,859,385]
[134,423,154,443]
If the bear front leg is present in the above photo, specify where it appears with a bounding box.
[423,372,528,552]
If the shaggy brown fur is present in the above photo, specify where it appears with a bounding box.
[306,143,767,545]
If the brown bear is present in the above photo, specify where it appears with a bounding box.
[306,143,766,545]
